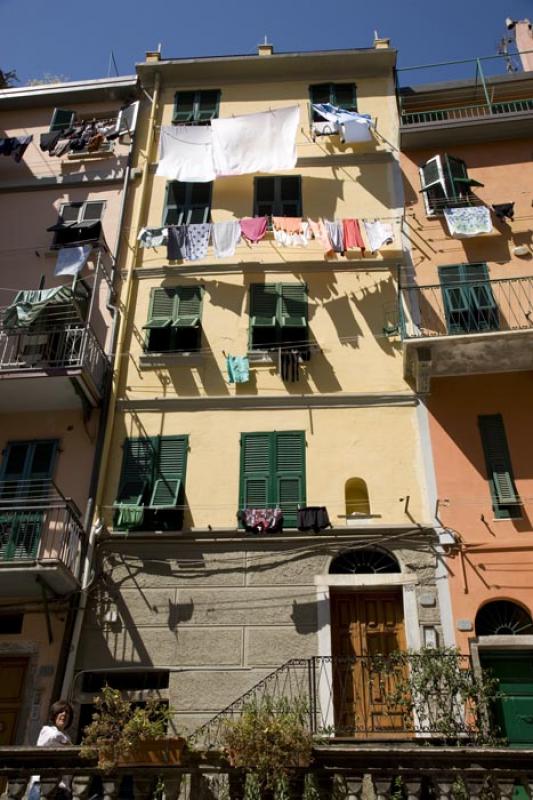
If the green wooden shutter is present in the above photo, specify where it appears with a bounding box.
[240,433,272,512]
[250,284,278,328]
[150,436,188,508]
[440,264,498,334]
[174,286,202,327]
[478,415,519,518]
[445,154,484,194]
[196,90,220,121]
[274,431,306,527]
[49,108,76,132]
[173,91,196,123]
[144,288,176,329]
[280,284,307,328]
[116,438,154,505]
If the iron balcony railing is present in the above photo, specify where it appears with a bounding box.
[401,98,533,126]
[399,275,533,340]
[193,653,490,751]
[0,479,86,579]
[0,320,108,392]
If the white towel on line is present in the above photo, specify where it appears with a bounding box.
[212,221,241,257]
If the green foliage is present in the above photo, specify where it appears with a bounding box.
[0,69,18,89]
[371,647,502,744]
[302,773,321,800]
[80,685,175,771]
[222,696,313,790]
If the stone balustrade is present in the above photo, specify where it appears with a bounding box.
[1,745,533,800]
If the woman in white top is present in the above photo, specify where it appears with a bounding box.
[29,700,74,800]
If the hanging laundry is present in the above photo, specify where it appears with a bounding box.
[167,225,187,260]
[184,223,212,261]
[280,349,300,382]
[212,220,241,257]
[492,202,515,222]
[54,244,92,277]
[343,219,365,255]
[211,105,299,176]
[226,354,250,384]
[156,125,216,183]
[308,218,334,254]
[138,227,168,248]
[297,506,331,533]
[325,220,345,253]
[39,130,62,153]
[272,217,309,247]
[240,508,283,533]
[443,206,492,238]
[363,220,395,252]
[240,216,268,244]
[0,135,32,163]
[312,103,373,143]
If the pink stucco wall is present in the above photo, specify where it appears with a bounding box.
[427,372,533,652]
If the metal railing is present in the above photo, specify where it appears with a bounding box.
[401,98,533,125]
[399,275,533,339]
[0,479,86,578]
[193,653,488,751]
[0,322,108,392]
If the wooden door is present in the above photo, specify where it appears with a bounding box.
[330,590,408,737]
[0,657,28,745]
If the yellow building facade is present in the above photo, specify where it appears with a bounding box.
[73,43,451,735]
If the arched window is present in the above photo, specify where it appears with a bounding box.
[345,478,370,517]
[475,600,533,636]
[330,549,400,575]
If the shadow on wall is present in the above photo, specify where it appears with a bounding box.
[350,273,401,358]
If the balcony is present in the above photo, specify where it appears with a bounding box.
[399,275,533,391]
[398,55,533,149]
[0,479,86,596]
[0,287,109,411]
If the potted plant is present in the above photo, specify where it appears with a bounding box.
[80,685,187,771]
[221,696,313,798]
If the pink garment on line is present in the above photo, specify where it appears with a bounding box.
[309,218,333,255]
[343,218,365,256]
[272,216,303,233]
[240,216,268,243]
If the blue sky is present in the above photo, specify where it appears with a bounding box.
[1,0,532,85]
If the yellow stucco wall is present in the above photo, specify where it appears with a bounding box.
[107,52,430,532]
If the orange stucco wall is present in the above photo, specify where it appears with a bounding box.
[401,138,533,286]
[427,372,533,652]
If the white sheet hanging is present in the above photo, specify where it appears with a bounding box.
[211,106,299,176]
[156,125,216,182]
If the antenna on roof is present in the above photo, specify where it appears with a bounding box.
[374,30,379,40]
[107,51,119,77]
[157,43,162,53]
[264,35,268,44]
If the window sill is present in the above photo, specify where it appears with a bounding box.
[139,351,203,368]
[247,350,275,365]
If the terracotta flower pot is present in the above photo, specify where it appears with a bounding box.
[118,736,187,766]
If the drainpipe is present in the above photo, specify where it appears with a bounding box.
[60,78,160,698]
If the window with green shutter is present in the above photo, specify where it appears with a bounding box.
[309,83,357,122]
[239,431,306,528]
[172,90,220,125]
[419,154,484,215]
[0,440,58,561]
[439,264,499,334]
[114,435,188,530]
[254,176,302,218]
[478,415,520,519]
[249,283,308,350]
[144,286,203,353]
[49,108,76,132]
[163,182,212,225]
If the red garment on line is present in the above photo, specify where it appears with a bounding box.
[343,218,365,255]
[240,216,268,243]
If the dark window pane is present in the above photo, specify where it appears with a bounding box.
[167,182,187,206]
[164,207,179,225]
[3,444,28,477]
[190,182,212,205]
[175,91,195,114]
[335,83,356,109]
[256,202,273,217]
[82,202,104,222]
[256,177,276,202]
[61,204,82,223]
[281,177,300,201]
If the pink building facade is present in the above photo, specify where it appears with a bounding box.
[0,76,138,744]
